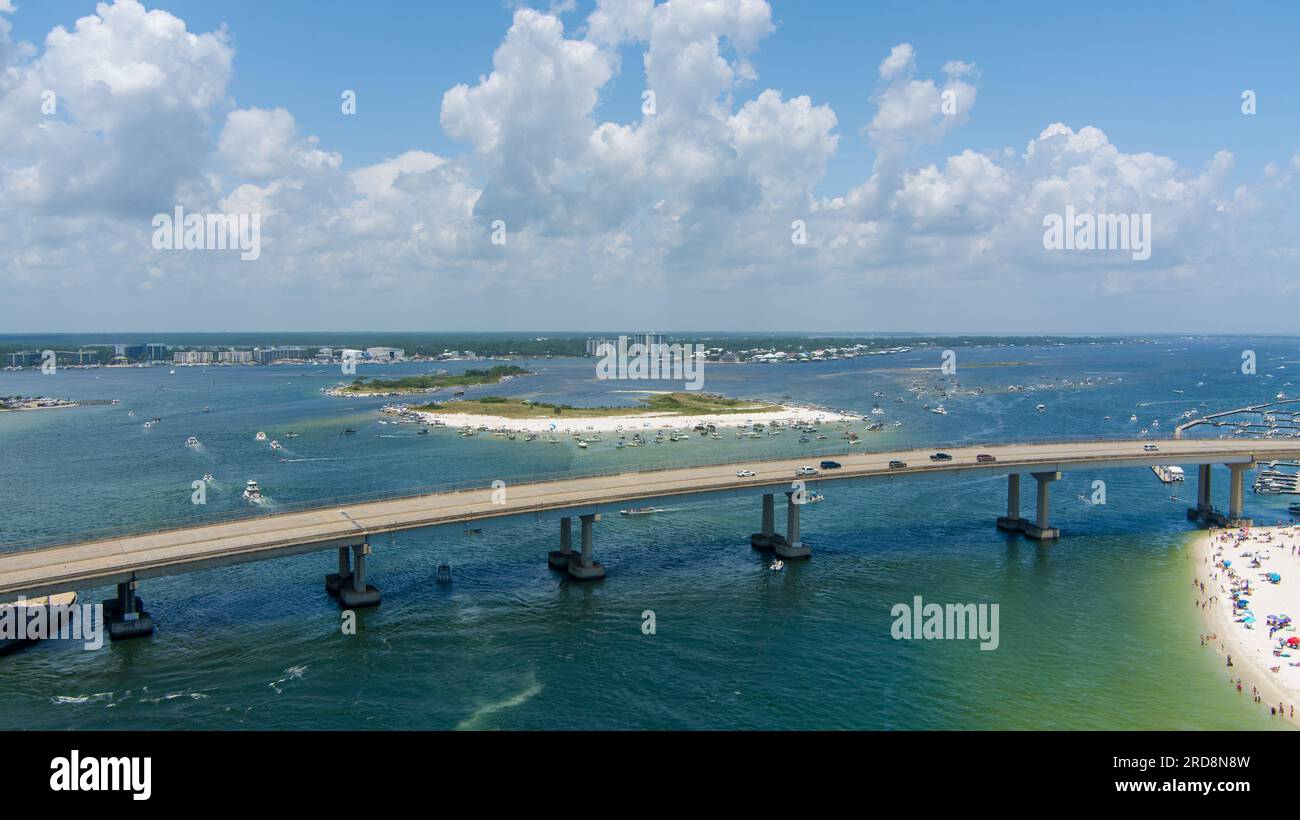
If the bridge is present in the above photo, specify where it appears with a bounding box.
[3,437,1299,640]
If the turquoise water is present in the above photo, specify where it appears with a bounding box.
[1,337,1296,729]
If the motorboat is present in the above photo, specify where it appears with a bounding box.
[620,507,664,516]
[185,436,200,447]
[242,480,263,502]
[255,431,267,441]
[1036,404,1047,413]
[202,473,214,482]
[269,440,282,450]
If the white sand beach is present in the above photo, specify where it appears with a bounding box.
[1194,523,1300,727]
[407,404,857,435]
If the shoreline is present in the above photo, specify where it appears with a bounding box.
[403,403,858,434]
[1192,524,1300,728]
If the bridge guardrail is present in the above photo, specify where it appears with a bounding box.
[2,430,1279,552]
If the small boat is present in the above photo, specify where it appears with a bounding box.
[255,431,267,441]
[620,507,664,516]
[269,440,282,450]
[242,480,263,502]
[436,562,452,584]
[805,492,825,504]
[185,436,200,447]
[769,560,785,572]
[577,441,588,449]
[343,428,357,435]
[284,432,298,438]
[1036,404,1047,413]
[202,473,214,482]
[418,427,429,435]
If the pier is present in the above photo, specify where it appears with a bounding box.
[2,437,1298,641]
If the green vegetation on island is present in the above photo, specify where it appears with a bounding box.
[339,365,531,395]
[411,391,784,419]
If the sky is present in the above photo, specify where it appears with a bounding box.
[0,0,1297,333]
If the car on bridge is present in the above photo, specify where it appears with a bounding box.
[1144,444,1159,451]
[795,466,819,476]
[889,459,907,468]
[930,452,953,462]
[819,460,842,470]
[976,454,996,463]
[736,469,755,477]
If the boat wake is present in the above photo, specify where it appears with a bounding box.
[268,665,308,695]
[455,678,543,730]
[51,692,115,705]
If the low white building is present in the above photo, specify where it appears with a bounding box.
[366,347,405,362]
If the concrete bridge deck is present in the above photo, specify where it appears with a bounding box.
[4,437,1300,607]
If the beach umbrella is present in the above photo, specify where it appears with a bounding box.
[1224,561,1233,567]
[1287,637,1299,647]
[1269,573,1282,582]
[1243,615,1257,623]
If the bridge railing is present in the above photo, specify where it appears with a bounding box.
[2,430,1271,552]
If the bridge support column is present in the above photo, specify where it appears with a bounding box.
[995,474,1023,533]
[102,578,154,641]
[1187,465,1215,524]
[568,514,606,580]
[996,472,1059,540]
[548,516,575,570]
[325,546,352,594]
[775,491,812,560]
[338,542,381,608]
[751,493,784,550]
[1027,471,1061,540]
[1227,464,1252,528]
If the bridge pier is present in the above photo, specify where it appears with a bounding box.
[567,514,606,580]
[996,472,1060,540]
[338,542,381,608]
[102,578,154,641]
[1227,464,1252,528]
[750,493,785,550]
[325,546,352,594]
[548,516,575,570]
[1187,464,1252,528]
[775,491,811,560]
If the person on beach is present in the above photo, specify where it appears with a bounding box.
[1227,655,1233,667]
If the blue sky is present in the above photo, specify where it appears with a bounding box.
[13,1,1295,188]
[1,1,1298,332]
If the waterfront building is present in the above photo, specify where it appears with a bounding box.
[173,351,213,365]
[218,350,253,364]
[366,347,405,362]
